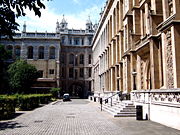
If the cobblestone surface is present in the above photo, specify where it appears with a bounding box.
[0,99,180,135]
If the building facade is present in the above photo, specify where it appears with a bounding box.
[0,16,95,98]
[0,24,61,89]
[92,0,180,130]
[57,17,94,98]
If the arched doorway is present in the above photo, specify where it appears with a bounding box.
[69,83,84,98]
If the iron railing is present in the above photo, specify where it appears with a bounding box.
[100,91,123,111]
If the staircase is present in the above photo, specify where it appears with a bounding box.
[100,100,136,117]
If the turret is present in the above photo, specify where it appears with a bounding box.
[60,15,68,30]
[86,16,93,31]
[22,21,26,33]
[56,20,60,33]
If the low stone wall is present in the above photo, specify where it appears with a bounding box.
[131,89,180,130]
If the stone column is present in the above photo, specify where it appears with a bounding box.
[172,25,180,88]
[34,45,38,60]
[21,42,27,59]
[136,55,142,90]
[150,39,160,89]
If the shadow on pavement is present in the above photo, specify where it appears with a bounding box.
[0,121,26,130]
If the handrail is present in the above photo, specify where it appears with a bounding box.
[100,91,122,111]
[102,91,121,102]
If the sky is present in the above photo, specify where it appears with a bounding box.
[17,0,106,32]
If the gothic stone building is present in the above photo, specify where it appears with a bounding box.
[57,17,94,98]
[0,16,94,98]
[92,0,180,130]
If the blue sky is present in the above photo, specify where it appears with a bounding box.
[17,0,106,32]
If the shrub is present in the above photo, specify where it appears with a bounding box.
[0,94,52,119]
[50,88,61,98]
[0,95,16,120]
[17,94,52,111]
[38,94,52,104]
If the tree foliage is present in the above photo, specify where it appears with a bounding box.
[0,0,46,39]
[0,44,12,93]
[8,60,39,94]
[0,44,12,61]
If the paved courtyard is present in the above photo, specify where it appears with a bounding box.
[0,99,180,135]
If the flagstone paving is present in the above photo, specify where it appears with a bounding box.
[0,99,180,135]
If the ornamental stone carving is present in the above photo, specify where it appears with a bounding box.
[166,30,174,89]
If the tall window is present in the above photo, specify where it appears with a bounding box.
[38,70,43,78]
[82,38,84,45]
[75,69,78,79]
[49,46,55,59]
[69,38,72,45]
[88,37,92,45]
[79,54,84,65]
[15,46,21,58]
[88,54,91,64]
[88,68,91,77]
[49,69,54,74]
[69,68,74,78]
[38,46,44,59]
[74,38,79,45]
[79,68,84,78]
[27,46,33,59]
[61,67,65,78]
[69,54,74,64]
[61,54,65,64]
[61,36,65,44]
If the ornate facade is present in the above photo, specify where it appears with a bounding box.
[57,16,94,98]
[92,0,180,130]
[0,16,95,98]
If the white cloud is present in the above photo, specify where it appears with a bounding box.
[72,0,80,4]
[16,2,102,32]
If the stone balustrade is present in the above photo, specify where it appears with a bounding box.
[131,89,180,107]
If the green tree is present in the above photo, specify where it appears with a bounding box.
[0,0,46,39]
[50,88,61,98]
[0,44,12,93]
[8,60,39,94]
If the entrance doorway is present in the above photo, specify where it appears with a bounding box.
[69,83,84,98]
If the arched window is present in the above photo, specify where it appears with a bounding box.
[38,46,44,59]
[49,46,55,59]
[61,53,65,64]
[15,46,21,58]
[88,54,91,64]
[69,54,74,64]
[79,54,84,64]
[6,45,13,58]
[27,46,33,59]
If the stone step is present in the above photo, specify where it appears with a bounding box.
[117,112,136,115]
[100,100,136,117]
[114,114,136,117]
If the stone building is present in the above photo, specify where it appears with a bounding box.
[92,0,180,130]
[0,16,94,98]
[0,23,61,90]
[57,16,94,98]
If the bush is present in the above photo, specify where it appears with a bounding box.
[50,88,61,98]
[38,94,52,104]
[0,94,53,119]
[17,94,52,111]
[0,95,16,120]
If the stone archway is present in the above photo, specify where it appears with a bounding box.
[69,83,84,98]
